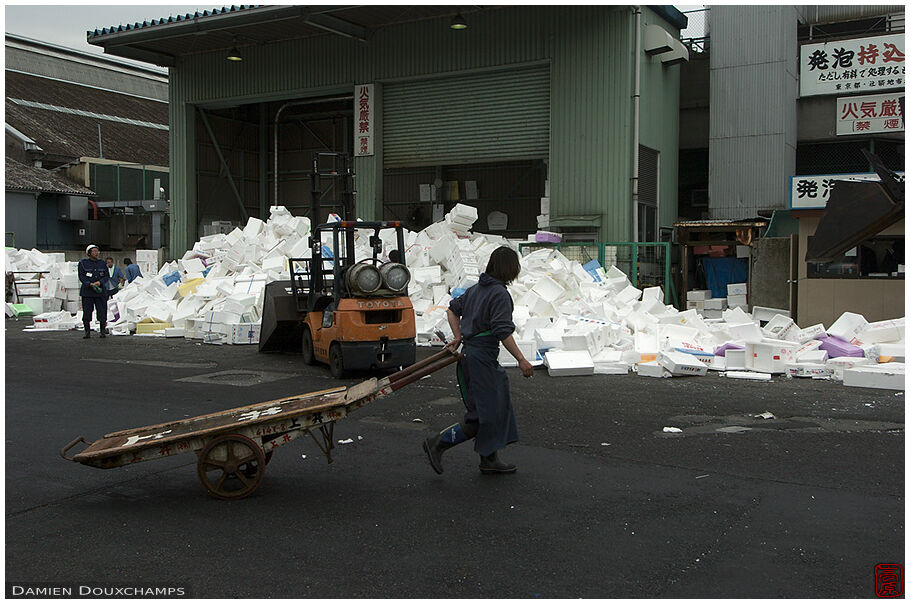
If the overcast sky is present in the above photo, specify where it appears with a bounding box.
[4,4,210,66]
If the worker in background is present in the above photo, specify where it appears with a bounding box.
[123,258,142,283]
[423,246,534,475]
[105,257,125,292]
[78,244,110,339]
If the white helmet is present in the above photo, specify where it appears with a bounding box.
[85,244,99,255]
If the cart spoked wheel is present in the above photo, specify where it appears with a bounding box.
[197,434,266,500]
[301,325,316,365]
[329,342,345,379]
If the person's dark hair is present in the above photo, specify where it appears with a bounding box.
[388,249,402,263]
[105,257,113,261]
[484,246,521,284]
[123,258,133,265]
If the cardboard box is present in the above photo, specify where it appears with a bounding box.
[657,350,708,376]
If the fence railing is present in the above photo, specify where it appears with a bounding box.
[518,241,675,305]
[680,8,709,54]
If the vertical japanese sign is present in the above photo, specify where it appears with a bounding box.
[800,33,905,97]
[836,92,905,135]
[354,84,374,157]
[790,171,906,209]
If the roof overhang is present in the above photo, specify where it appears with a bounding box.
[87,5,483,67]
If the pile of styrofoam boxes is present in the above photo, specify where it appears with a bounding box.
[686,283,747,319]
[444,203,477,236]
[537,183,550,230]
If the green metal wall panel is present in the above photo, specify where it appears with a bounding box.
[383,65,550,167]
[639,7,681,235]
[165,6,681,253]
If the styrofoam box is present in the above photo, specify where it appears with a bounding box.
[797,323,826,343]
[843,364,905,390]
[745,340,798,374]
[728,322,763,344]
[544,350,594,376]
[229,323,261,345]
[762,314,797,340]
[826,356,874,380]
[657,350,708,376]
[786,363,834,378]
[752,306,790,323]
[636,361,671,378]
[827,311,869,341]
[686,289,712,302]
[797,349,828,364]
[704,298,727,310]
[727,294,748,308]
[727,283,748,296]
[22,297,61,314]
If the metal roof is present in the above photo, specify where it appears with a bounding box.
[87,5,481,67]
[5,158,95,196]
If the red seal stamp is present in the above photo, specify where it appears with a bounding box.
[875,563,903,597]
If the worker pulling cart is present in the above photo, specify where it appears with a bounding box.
[61,349,458,500]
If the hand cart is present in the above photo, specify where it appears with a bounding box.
[61,349,459,499]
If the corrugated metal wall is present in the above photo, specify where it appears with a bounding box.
[168,6,681,251]
[708,6,799,220]
[797,5,903,24]
[383,65,550,167]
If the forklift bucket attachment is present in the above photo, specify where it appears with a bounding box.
[259,280,304,352]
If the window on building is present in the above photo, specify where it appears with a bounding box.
[808,236,904,279]
[638,145,659,242]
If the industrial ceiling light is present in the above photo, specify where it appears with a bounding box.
[450,13,467,30]
[226,44,242,61]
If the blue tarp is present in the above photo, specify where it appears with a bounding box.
[701,257,748,299]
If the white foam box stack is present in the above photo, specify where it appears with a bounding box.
[686,290,712,302]
[544,350,594,376]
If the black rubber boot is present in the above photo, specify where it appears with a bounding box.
[422,422,477,474]
[99,323,106,338]
[83,324,91,339]
[479,451,517,474]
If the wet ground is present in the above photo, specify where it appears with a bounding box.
[5,318,905,597]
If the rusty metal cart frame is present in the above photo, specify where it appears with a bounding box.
[62,349,458,499]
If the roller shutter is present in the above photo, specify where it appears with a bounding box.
[383,64,550,168]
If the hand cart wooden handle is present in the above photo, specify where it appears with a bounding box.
[61,349,460,499]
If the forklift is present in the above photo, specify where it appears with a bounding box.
[259,152,416,377]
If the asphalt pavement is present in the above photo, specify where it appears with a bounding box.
[5,317,905,598]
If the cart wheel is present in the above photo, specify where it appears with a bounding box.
[329,342,345,378]
[197,434,266,500]
[301,325,316,365]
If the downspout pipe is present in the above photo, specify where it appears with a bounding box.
[632,6,642,242]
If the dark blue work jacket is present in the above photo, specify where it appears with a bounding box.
[78,258,110,298]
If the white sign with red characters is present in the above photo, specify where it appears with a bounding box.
[836,92,905,135]
[354,84,374,157]
[800,33,905,97]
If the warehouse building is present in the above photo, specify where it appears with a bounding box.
[87,5,689,255]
